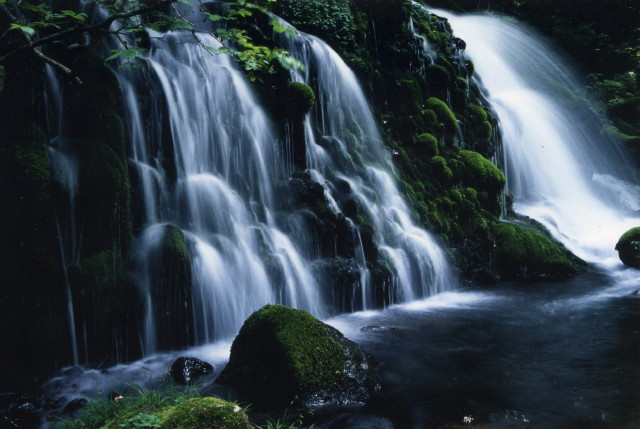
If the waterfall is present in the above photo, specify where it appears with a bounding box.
[44,65,81,365]
[42,4,457,358]
[286,32,453,307]
[120,29,324,354]
[428,7,640,268]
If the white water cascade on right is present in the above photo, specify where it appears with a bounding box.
[432,9,640,269]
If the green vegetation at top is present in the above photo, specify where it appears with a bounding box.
[0,0,302,81]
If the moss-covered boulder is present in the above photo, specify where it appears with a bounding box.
[615,227,640,268]
[494,222,585,280]
[425,97,459,137]
[76,395,250,429]
[160,397,251,429]
[217,304,380,408]
[286,82,316,117]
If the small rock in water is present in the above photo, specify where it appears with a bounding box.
[169,357,214,385]
[63,398,88,415]
[360,325,395,333]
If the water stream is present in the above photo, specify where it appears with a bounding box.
[34,5,640,429]
[427,7,640,270]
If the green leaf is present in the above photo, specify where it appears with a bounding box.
[9,23,36,37]
[204,12,225,21]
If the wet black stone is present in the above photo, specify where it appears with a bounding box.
[169,357,213,385]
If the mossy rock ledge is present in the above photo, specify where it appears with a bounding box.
[494,221,585,280]
[216,304,381,408]
[615,227,640,268]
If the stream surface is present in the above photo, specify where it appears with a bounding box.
[40,269,640,429]
[324,269,640,428]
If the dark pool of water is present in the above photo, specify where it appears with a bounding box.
[9,269,639,429]
[320,269,640,428]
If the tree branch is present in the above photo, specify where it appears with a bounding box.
[0,1,82,82]
[0,0,176,64]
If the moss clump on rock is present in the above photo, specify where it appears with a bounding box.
[286,82,316,117]
[160,397,251,429]
[415,132,439,157]
[615,227,640,268]
[217,304,380,407]
[426,97,458,136]
[457,150,505,193]
[494,222,585,280]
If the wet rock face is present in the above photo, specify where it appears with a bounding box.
[216,305,381,408]
[169,357,214,385]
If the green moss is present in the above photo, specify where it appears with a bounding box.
[430,155,453,182]
[615,226,640,268]
[426,64,450,87]
[426,97,458,135]
[286,82,316,117]
[161,225,190,267]
[160,397,251,429]
[216,304,346,407]
[415,132,439,157]
[495,222,584,280]
[457,150,505,193]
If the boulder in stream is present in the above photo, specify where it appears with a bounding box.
[216,305,381,408]
[616,227,640,268]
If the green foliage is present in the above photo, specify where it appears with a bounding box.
[119,413,161,429]
[54,385,210,429]
[274,0,356,52]
[615,226,640,268]
[0,0,302,79]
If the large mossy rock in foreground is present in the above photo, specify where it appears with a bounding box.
[216,305,381,408]
[160,397,251,429]
[494,222,585,280]
[616,227,640,268]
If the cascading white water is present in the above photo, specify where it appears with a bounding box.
[44,64,81,365]
[428,7,640,268]
[286,32,454,307]
[120,29,323,354]
[42,3,457,357]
